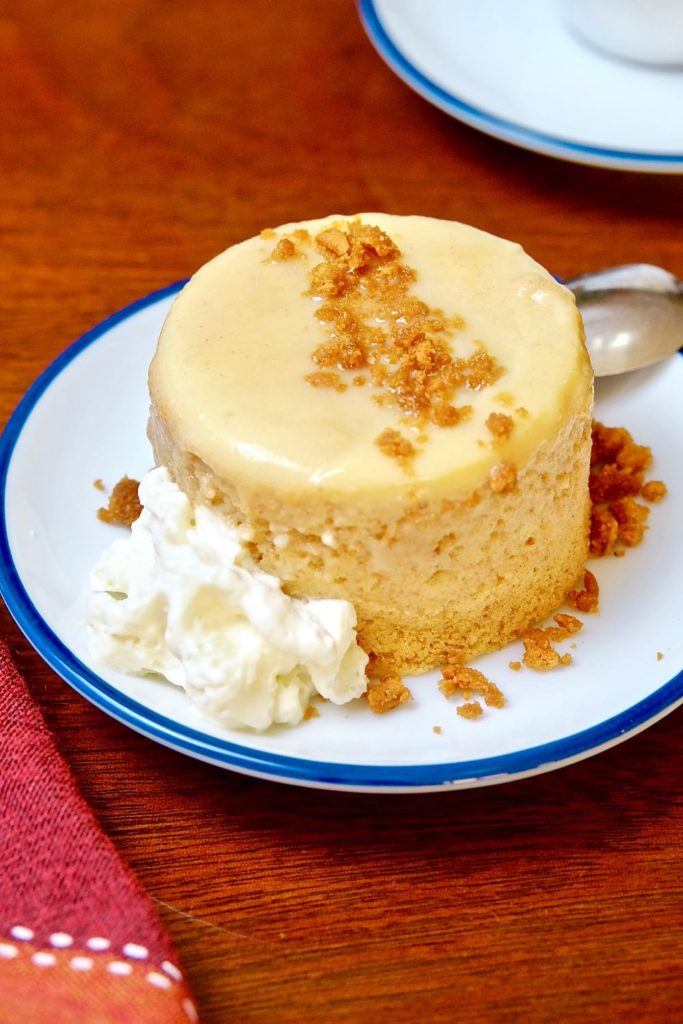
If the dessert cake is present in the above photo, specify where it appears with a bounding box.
[148,213,593,674]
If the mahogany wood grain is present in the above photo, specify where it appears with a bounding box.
[1,2,682,1021]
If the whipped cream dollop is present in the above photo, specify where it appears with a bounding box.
[88,467,368,730]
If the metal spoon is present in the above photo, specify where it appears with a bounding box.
[565,264,683,376]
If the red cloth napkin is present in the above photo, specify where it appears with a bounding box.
[0,641,199,1023]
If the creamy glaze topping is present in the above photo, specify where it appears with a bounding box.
[149,214,591,500]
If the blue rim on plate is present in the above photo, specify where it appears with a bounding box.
[1,286,682,790]
[358,0,683,172]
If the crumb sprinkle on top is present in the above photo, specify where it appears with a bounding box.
[268,219,505,466]
[485,412,514,442]
[374,428,416,468]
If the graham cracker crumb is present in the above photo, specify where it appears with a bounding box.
[568,570,599,614]
[97,477,142,527]
[590,463,643,503]
[590,505,619,557]
[554,612,583,633]
[547,613,583,642]
[609,496,650,547]
[457,701,483,720]
[366,676,412,714]
[316,227,351,257]
[486,412,514,442]
[375,428,415,469]
[274,219,503,453]
[303,704,319,721]
[463,351,502,391]
[641,480,667,503]
[588,421,665,557]
[522,628,562,670]
[590,423,632,465]
[305,371,347,393]
[489,461,517,494]
[616,443,652,474]
[270,237,298,261]
[439,665,506,709]
[520,613,583,670]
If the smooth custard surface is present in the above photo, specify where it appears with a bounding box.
[150,214,591,503]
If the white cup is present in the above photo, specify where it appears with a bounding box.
[559,0,683,66]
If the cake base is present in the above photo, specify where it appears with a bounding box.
[149,405,592,675]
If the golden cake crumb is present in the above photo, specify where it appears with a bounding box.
[489,461,517,494]
[439,665,506,708]
[93,478,106,492]
[366,676,412,714]
[486,412,514,442]
[657,651,664,661]
[568,569,599,614]
[457,701,483,720]
[303,704,319,721]
[433,725,442,735]
[305,371,347,392]
[260,227,277,240]
[366,651,398,682]
[509,661,522,671]
[375,428,416,467]
[97,477,142,527]
[641,480,667,503]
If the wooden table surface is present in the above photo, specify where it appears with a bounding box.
[2,2,682,1021]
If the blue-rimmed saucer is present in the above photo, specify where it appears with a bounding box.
[359,0,683,172]
[0,286,681,792]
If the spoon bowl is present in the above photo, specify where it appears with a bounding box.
[566,264,683,377]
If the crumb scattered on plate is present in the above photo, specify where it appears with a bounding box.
[97,477,142,527]
[366,676,412,714]
[457,701,483,720]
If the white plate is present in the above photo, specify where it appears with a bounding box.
[359,0,683,172]
[1,284,682,792]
